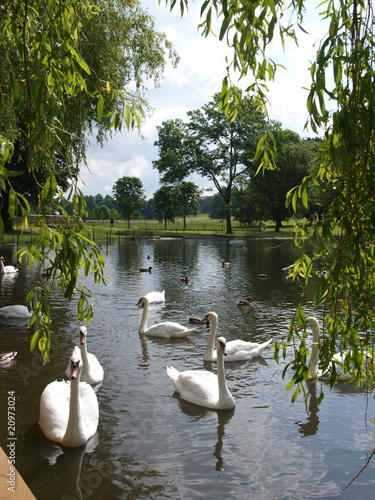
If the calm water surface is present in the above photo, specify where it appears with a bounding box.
[0,238,374,499]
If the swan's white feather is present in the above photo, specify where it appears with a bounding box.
[138,296,196,337]
[40,346,99,447]
[203,312,272,362]
[166,336,235,410]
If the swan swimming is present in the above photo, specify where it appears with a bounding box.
[0,257,18,274]
[0,287,44,320]
[166,336,236,410]
[138,296,196,337]
[136,290,165,305]
[40,346,99,447]
[305,316,357,381]
[0,351,17,365]
[65,326,104,385]
[203,312,273,362]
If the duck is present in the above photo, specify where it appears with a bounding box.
[39,346,99,447]
[147,255,153,260]
[202,311,273,362]
[138,296,196,337]
[180,276,189,283]
[65,326,104,385]
[0,257,18,274]
[304,317,353,381]
[189,317,209,325]
[166,336,235,410]
[153,258,162,263]
[136,290,165,305]
[222,262,229,267]
[258,273,271,279]
[140,266,152,273]
[0,287,44,320]
[236,296,253,306]
[0,351,17,365]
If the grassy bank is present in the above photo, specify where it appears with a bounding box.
[1,214,297,246]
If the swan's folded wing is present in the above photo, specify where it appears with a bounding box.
[174,370,219,406]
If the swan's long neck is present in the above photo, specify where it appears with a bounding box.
[139,300,149,333]
[204,314,218,359]
[80,341,89,376]
[63,366,85,446]
[0,260,4,274]
[216,347,234,408]
[309,324,320,379]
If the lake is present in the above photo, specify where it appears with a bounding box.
[0,237,374,499]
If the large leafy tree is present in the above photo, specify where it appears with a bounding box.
[153,186,179,229]
[112,176,146,228]
[154,92,268,234]
[176,181,201,229]
[0,0,176,360]
[234,130,318,231]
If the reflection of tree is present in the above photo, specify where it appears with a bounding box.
[298,383,319,437]
[40,431,99,499]
[176,398,235,472]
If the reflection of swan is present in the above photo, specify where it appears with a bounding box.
[40,431,99,500]
[173,398,235,471]
[0,351,17,365]
[40,346,99,447]
[166,336,236,410]
[136,290,165,305]
[0,257,18,274]
[138,296,196,337]
[0,287,43,320]
[203,312,273,362]
[297,383,320,437]
[65,326,104,385]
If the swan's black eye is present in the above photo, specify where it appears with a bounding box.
[219,341,225,348]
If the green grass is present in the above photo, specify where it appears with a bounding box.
[1,214,297,246]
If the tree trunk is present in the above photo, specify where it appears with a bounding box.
[225,205,232,234]
[127,216,130,229]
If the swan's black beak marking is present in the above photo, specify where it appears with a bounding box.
[70,360,80,380]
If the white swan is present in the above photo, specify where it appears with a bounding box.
[305,316,354,381]
[40,346,99,447]
[138,296,196,337]
[0,351,17,365]
[166,336,236,410]
[137,290,165,305]
[0,257,18,274]
[65,326,104,385]
[203,312,273,362]
[0,287,43,320]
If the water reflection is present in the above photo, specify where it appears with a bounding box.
[174,397,235,472]
[297,383,320,437]
[0,239,374,499]
[40,432,99,499]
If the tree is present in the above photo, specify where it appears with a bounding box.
[234,129,316,231]
[153,186,179,229]
[176,182,201,229]
[153,92,268,234]
[0,0,176,361]
[112,177,146,228]
[99,205,110,222]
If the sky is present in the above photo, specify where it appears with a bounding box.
[79,0,328,200]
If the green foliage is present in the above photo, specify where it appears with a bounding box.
[0,0,175,360]
[112,176,146,228]
[153,186,179,228]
